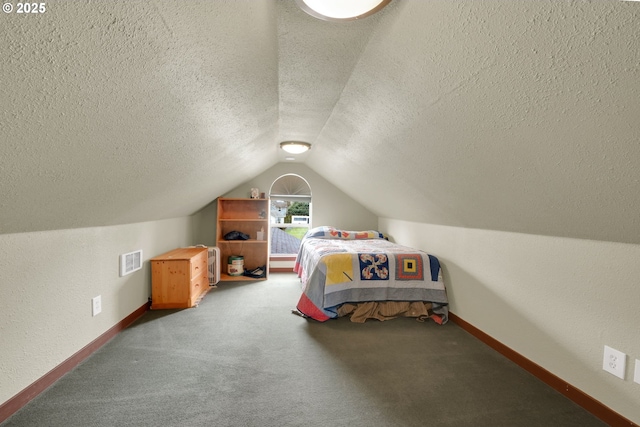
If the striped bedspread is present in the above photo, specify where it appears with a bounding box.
[294,227,448,323]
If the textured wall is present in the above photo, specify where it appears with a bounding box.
[2,1,639,244]
[218,162,379,234]
[306,1,640,244]
[0,0,279,234]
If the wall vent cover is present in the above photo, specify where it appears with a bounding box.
[120,250,143,276]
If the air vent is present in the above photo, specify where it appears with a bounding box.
[120,250,143,277]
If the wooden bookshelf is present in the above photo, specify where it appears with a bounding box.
[216,198,269,282]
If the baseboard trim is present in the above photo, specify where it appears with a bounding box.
[269,255,296,273]
[448,312,637,427]
[270,255,296,261]
[0,301,150,424]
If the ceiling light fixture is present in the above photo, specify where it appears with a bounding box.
[280,141,311,154]
[295,0,391,22]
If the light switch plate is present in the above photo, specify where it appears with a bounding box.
[92,295,102,317]
[634,359,640,385]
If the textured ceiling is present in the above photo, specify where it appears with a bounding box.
[1,1,639,244]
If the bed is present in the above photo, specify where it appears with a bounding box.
[293,226,449,324]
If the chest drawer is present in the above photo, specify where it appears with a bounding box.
[190,251,207,279]
[189,274,207,306]
[150,247,210,309]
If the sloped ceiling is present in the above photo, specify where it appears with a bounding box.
[1,1,639,244]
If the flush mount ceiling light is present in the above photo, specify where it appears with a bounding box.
[295,0,391,22]
[280,141,311,154]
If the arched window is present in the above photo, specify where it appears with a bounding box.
[269,174,311,256]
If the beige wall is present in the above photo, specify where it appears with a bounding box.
[192,162,379,246]
[0,217,194,405]
[380,218,640,423]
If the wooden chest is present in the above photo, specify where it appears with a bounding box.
[150,247,209,309]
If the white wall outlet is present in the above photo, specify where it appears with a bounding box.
[602,345,626,379]
[92,295,102,317]
[634,359,640,385]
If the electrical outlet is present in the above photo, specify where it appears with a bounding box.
[602,345,626,379]
[634,359,640,385]
[92,295,102,316]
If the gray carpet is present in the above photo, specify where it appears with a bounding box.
[2,273,607,427]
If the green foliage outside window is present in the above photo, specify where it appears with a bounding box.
[284,202,309,223]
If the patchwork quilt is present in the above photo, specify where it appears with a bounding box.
[294,227,449,323]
